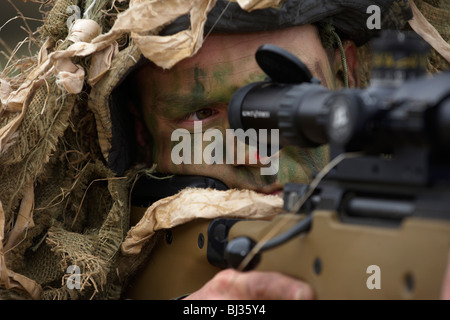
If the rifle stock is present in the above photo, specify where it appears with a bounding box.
[124,209,450,300]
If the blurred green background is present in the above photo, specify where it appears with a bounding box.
[0,0,44,70]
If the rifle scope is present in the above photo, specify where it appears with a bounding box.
[228,30,450,156]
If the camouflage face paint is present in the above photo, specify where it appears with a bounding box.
[135,26,334,194]
[192,66,206,100]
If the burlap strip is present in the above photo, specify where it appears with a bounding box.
[121,188,283,256]
[408,0,450,64]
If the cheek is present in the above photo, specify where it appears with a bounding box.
[149,125,176,168]
[154,141,176,168]
[277,145,329,183]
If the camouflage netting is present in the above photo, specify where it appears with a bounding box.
[0,0,132,300]
[0,74,132,298]
[411,0,450,72]
[0,0,448,300]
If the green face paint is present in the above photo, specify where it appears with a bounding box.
[212,63,232,85]
[192,66,206,100]
[152,64,262,121]
[246,72,267,84]
[135,26,335,193]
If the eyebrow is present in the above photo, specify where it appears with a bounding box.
[157,94,220,119]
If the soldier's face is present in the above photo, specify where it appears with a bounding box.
[136,24,334,194]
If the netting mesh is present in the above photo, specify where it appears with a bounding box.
[417,0,450,72]
[353,0,449,90]
[0,0,131,300]
[39,0,78,42]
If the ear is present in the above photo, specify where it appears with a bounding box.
[332,40,361,89]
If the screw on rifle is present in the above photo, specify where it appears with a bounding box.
[197,233,205,249]
[313,257,322,275]
[404,272,415,293]
[165,230,173,244]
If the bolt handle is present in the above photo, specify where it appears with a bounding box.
[224,236,261,271]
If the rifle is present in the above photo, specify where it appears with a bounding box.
[124,30,450,300]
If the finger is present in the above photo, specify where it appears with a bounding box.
[441,250,450,299]
[235,269,314,300]
[184,269,314,300]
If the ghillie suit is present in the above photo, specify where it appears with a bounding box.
[0,0,447,300]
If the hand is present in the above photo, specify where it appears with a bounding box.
[183,268,314,300]
[441,251,450,299]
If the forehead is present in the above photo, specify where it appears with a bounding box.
[136,24,331,107]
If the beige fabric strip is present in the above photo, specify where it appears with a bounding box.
[408,0,450,64]
[121,188,283,256]
[235,0,283,11]
[0,200,42,299]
